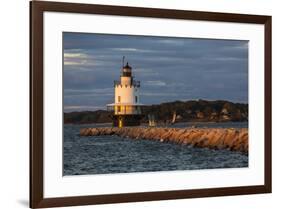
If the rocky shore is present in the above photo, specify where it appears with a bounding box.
[80,127,248,153]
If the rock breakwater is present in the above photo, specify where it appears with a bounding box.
[80,127,248,153]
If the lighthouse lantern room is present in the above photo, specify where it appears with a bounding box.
[107,59,143,127]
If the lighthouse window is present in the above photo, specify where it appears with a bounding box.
[118,96,121,103]
[135,96,138,103]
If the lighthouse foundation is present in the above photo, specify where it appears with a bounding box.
[112,114,143,127]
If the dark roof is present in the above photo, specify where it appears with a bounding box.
[123,62,132,69]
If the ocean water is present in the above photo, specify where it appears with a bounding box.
[63,122,248,176]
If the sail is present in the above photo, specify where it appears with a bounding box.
[148,114,156,127]
[171,111,177,124]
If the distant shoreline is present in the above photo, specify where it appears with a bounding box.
[64,100,248,124]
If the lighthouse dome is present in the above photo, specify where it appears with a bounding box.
[122,62,132,77]
[124,62,131,69]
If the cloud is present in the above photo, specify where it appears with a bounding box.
[133,68,159,77]
[64,51,89,66]
[155,39,188,46]
[140,92,179,97]
[64,105,106,112]
[112,48,154,53]
[206,57,246,62]
[63,32,248,111]
[64,52,88,58]
[144,80,167,87]
[65,88,112,93]
[64,54,113,67]
[64,88,114,97]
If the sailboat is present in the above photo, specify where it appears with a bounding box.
[148,114,156,127]
[171,111,177,125]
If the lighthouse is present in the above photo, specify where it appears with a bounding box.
[107,59,143,127]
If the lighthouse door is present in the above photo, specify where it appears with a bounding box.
[118,118,123,128]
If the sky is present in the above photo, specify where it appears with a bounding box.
[63,32,248,112]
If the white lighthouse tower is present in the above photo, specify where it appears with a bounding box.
[107,59,143,127]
